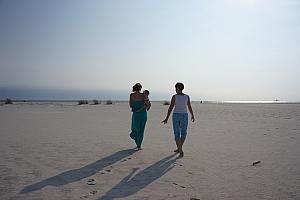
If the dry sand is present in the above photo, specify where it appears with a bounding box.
[0,102,299,200]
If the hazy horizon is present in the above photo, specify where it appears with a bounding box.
[1,86,299,102]
[1,0,300,101]
[0,86,171,101]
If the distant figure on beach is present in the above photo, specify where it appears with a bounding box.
[162,82,195,157]
[129,83,151,150]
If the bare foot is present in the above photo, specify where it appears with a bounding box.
[179,151,184,158]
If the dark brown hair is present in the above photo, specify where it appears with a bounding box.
[175,82,184,91]
[132,83,142,92]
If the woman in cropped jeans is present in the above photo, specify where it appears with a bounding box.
[162,82,195,158]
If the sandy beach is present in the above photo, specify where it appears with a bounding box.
[0,102,299,200]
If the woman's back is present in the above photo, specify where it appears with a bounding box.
[131,100,146,112]
[130,92,144,100]
[130,92,146,112]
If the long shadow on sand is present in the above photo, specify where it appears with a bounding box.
[20,148,136,193]
[98,154,178,200]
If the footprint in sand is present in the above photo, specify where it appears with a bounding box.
[87,178,96,185]
[174,163,183,166]
[80,191,98,199]
[172,182,186,189]
[99,168,113,175]
[90,190,98,195]
[121,157,132,162]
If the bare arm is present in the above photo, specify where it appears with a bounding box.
[129,94,133,108]
[187,96,195,122]
[162,95,175,124]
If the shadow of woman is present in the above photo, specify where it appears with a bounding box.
[20,148,136,194]
[98,154,178,200]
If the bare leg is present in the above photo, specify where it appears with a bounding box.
[179,138,186,157]
[174,139,181,153]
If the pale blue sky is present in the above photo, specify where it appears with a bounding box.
[0,0,299,101]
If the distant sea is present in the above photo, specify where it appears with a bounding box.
[0,87,299,104]
[0,87,169,101]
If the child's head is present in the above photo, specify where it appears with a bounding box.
[175,82,184,93]
[143,90,150,96]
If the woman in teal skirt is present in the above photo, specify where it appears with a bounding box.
[129,83,151,150]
